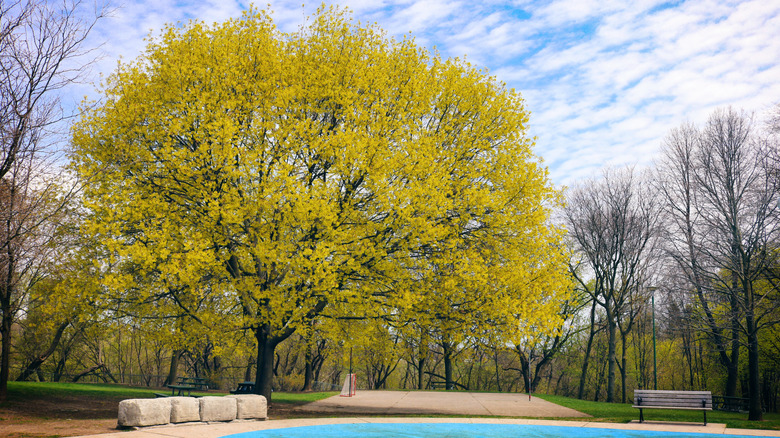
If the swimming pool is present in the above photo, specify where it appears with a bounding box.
[223,423,759,438]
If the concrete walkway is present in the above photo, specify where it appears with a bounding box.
[295,391,588,417]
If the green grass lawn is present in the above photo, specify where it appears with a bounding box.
[3,381,336,404]
[536,394,780,430]
[5,381,166,399]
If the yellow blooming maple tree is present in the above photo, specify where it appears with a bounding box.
[70,6,570,399]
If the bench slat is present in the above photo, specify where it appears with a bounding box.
[634,389,712,395]
[636,397,711,403]
[636,401,711,407]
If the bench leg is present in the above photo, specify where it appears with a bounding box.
[639,408,644,423]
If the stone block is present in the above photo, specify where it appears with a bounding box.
[117,398,171,427]
[226,394,267,419]
[199,396,237,422]
[170,396,200,423]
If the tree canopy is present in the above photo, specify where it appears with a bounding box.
[70,6,570,399]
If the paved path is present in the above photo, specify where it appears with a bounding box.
[296,390,588,417]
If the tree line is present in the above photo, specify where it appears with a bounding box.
[1,0,779,424]
[564,107,780,421]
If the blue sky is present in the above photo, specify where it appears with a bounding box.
[73,0,780,187]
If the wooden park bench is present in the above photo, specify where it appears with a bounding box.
[633,389,712,425]
[430,380,449,390]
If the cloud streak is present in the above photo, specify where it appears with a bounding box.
[78,0,780,187]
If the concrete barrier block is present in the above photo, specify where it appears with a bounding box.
[170,396,200,423]
[199,396,237,422]
[118,398,171,427]
[226,394,267,419]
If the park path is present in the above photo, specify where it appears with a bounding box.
[295,390,589,417]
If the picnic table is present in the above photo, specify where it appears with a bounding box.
[164,377,209,396]
[712,395,748,412]
[177,377,209,390]
[166,384,196,396]
[230,381,255,394]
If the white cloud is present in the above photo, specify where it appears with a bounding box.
[64,0,780,188]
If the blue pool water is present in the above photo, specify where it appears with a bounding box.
[224,423,759,438]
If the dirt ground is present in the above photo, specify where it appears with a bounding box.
[0,393,313,438]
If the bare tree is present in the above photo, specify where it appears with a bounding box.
[656,107,780,421]
[655,122,742,398]
[767,103,780,135]
[564,167,660,403]
[0,0,104,400]
[698,108,779,421]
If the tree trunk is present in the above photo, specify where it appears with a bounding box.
[0,229,16,402]
[747,324,762,420]
[53,354,67,382]
[726,288,740,398]
[253,323,294,401]
[72,364,118,383]
[16,322,70,381]
[417,356,425,390]
[164,350,180,386]
[443,342,453,390]
[531,361,547,392]
[594,343,609,402]
[606,315,617,403]
[0,291,12,401]
[313,349,325,382]
[494,349,502,392]
[681,326,694,389]
[254,324,277,401]
[724,355,738,397]
[52,338,77,383]
[302,347,313,391]
[244,356,254,382]
[372,361,398,389]
[745,281,762,421]
[578,299,598,400]
[521,354,530,393]
[621,331,628,403]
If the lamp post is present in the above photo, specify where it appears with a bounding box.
[647,286,658,390]
[652,292,657,390]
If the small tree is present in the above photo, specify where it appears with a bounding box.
[564,167,660,403]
